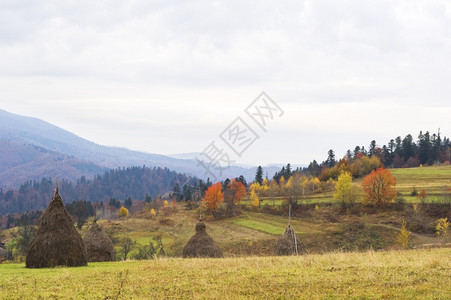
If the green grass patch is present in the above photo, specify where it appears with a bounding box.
[231,218,285,235]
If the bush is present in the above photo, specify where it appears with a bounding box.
[397,219,412,249]
[118,206,129,218]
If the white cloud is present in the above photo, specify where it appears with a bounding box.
[0,0,450,165]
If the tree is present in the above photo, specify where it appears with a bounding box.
[228,179,247,204]
[417,189,427,204]
[250,189,259,207]
[119,237,135,260]
[369,140,376,157]
[118,206,129,218]
[66,200,91,229]
[325,149,336,168]
[15,225,36,257]
[124,197,133,209]
[361,167,397,207]
[255,166,263,185]
[334,172,353,207]
[204,182,224,214]
[279,176,286,195]
[435,218,449,244]
[145,193,152,203]
[397,219,411,249]
[109,198,121,209]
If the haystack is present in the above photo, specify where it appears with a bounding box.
[273,225,307,256]
[83,220,114,262]
[182,221,223,258]
[26,186,87,268]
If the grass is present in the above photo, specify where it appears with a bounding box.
[231,218,285,235]
[390,165,451,194]
[1,248,449,299]
[1,165,449,298]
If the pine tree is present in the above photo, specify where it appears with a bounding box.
[255,166,263,185]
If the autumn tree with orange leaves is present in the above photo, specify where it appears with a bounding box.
[361,167,397,207]
[204,182,224,214]
[228,179,247,204]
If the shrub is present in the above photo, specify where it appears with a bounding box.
[435,218,449,243]
[118,206,129,218]
[397,219,412,249]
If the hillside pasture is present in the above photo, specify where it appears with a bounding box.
[1,248,449,299]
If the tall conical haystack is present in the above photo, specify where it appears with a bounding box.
[182,221,223,258]
[83,220,115,262]
[273,225,307,256]
[26,187,87,268]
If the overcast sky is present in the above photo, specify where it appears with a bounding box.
[1,0,450,166]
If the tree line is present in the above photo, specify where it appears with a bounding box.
[0,166,196,215]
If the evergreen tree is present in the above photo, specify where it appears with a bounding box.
[124,197,133,209]
[418,131,431,165]
[353,146,361,159]
[255,166,263,185]
[369,140,376,157]
[325,149,336,168]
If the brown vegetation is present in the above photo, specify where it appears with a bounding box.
[182,221,223,258]
[26,189,87,268]
[83,221,114,262]
[274,225,307,255]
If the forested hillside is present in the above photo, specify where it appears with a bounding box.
[304,130,450,179]
[0,166,195,214]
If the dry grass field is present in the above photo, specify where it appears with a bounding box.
[1,248,449,299]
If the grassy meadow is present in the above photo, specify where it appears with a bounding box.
[1,248,450,299]
[0,165,450,299]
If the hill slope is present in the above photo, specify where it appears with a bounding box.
[0,109,266,188]
[0,166,193,214]
[0,140,107,188]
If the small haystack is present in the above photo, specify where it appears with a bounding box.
[182,221,223,258]
[83,220,115,262]
[26,185,87,268]
[274,205,307,256]
[273,225,307,256]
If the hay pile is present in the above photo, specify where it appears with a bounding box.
[83,220,115,262]
[182,221,223,258]
[26,188,87,268]
[273,225,307,256]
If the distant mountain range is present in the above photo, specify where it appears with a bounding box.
[0,109,285,189]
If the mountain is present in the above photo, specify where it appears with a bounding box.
[0,109,278,188]
[0,140,107,188]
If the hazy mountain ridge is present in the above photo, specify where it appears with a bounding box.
[0,109,281,188]
[0,139,108,189]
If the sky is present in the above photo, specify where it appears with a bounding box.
[1,0,450,166]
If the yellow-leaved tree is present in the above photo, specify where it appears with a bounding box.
[118,206,129,218]
[250,189,259,207]
[397,219,411,249]
[279,176,286,195]
[435,218,449,244]
[334,172,354,208]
